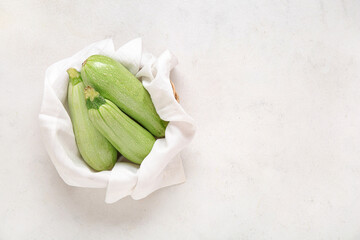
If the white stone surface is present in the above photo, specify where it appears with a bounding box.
[1,0,360,239]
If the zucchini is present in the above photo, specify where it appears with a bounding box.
[81,55,168,138]
[85,86,155,164]
[67,68,117,171]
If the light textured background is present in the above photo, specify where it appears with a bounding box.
[1,0,360,239]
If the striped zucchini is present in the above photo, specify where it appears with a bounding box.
[67,68,117,171]
[85,86,156,164]
[81,55,168,138]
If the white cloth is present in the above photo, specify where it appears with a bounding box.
[38,38,196,203]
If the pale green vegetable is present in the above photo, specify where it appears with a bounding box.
[81,55,168,138]
[67,68,117,171]
[85,86,155,164]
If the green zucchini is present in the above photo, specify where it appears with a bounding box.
[81,55,168,138]
[84,86,156,164]
[67,68,117,171]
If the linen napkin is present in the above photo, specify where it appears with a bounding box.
[38,38,196,203]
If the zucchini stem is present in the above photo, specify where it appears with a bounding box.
[85,86,106,110]
[67,68,82,86]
